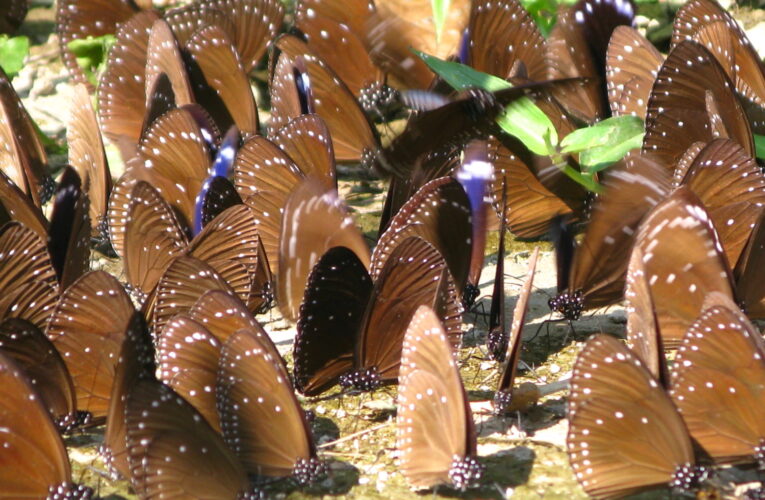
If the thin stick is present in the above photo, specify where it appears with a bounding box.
[318,421,392,449]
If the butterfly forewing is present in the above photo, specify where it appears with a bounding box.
[56,0,139,88]
[0,222,59,331]
[356,237,456,385]
[68,83,112,239]
[568,334,696,499]
[0,352,76,498]
[123,181,188,299]
[217,327,316,477]
[372,177,472,295]
[185,24,259,137]
[679,138,765,268]
[273,113,336,188]
[467,0,547,81]
[397,305,478,490]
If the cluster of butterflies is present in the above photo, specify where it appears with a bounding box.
[0,0,760,497]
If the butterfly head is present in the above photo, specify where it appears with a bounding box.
[670,463,708,495]
[359,83,398,115]
[47,482,94,500]
[462,283,480,310]
[339,366,381,392]
[39,175,57,205]
[448,455,484,490]
[486,327,508,363]
[756,439,765,470]
[56,409,91,433]
[292,457,327,486]
[548,289,585,320]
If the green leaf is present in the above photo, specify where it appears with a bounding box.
[67,35,116,87]
[431,0,450,44]
[560,115,644,172]
[755,134,765,161]
[0,35,29,79]
[414,49,558,155]
[519,0,558,36]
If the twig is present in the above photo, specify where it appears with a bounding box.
[318,421,392,449]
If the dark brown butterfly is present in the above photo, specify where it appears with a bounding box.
[493,247,541,415]
[217,327,324,484]
[344,235,462,391]
[0,168,48,238]
[670,293,765,468]
[671,0,765,132]
[568,334,705,499]
[48,167,91,290]
[234,114,336,280]
[736,213,765,318]
[0,318,77,430]
[270,34,381,164]
[546,0,635,123]
[277,176,371,322]
[294,246,373,396]
[294,0,390,111]
[145,255,239,336]
[0,351,94,499]
[372,176,472,301]
[605,26,663,119]
[46,271,136,423]
[157,314,222,432]
[98,10,160,160]
[642,40,754,169]
[549,154,672,319]
[56,0,148,89]
[183,24,260,137]
[625,187,735,349]
[118,180,270,312]
[0,65,54,206]
[397,305,482,490]
[67,83,112,243]
[125,378,254,498]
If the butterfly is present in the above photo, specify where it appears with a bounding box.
[625,186,735,350]
[549,154,672,320]
[0,351,94,498]
[396,305,483,490]
[46,271,136,423]
[670,292,765,468]
[125,377,255,497]
[0,0,26,34]
[642,40,754,170]
[67,83,113,244]
[493,247,541,415]
[277,177,370,322]
[0,65,54,206]
[568,334,707,499]
[295,235,462,395]
[0,318,78,431]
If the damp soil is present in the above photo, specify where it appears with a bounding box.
[15,0,762,498]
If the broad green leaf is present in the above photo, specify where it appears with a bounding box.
[0,35,29,79]
[560,115,643,153]
[68,35,116,87]
[755,134,765,161]
[431,0,450,44]
[578,131,644,173]
[414,50,558,155]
